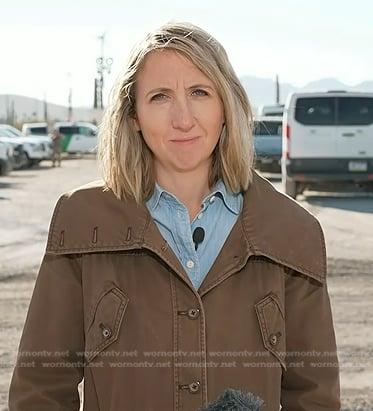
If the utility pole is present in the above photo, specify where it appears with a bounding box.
[43,92,48,123]
[275,74,280,104]
[67,72,73,121]
[94,32,113,109]
[5,95,15,125]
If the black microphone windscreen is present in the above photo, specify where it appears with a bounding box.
[197,388,264,411]
[193,227,205,245]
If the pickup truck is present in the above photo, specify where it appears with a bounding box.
[253,116,283,173]
[0,124,51,168]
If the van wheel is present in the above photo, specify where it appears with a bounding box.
[285,179,298,199]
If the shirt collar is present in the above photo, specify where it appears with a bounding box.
[146,183,167,211]
[146,180,242,215]
[205,180,242,215]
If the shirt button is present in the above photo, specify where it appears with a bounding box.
[187,308,200,319]
[209,195,216,203]
[186,260,194,269]
[197,212,203,220]
[189,381,200,393]
[177,211,182,218]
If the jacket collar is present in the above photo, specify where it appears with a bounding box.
[240,172,326,284]
[46,172,326,286]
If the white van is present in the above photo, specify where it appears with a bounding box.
[282,91,373,198]
[54,122,98,154]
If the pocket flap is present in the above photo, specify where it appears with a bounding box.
[85,287,129,363]
[255,293,286,370]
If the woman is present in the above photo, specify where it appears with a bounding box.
[9,22,340,410]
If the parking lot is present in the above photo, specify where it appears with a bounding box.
[0,158,372,410]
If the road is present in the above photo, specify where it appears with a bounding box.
[0,160,372,410]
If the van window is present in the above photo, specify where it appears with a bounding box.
[295,97,334,125]
[337,97,373,126]
[29,126,48,135]
[295,96,373,126]
[78,126,96,136]
[59,126,80,134]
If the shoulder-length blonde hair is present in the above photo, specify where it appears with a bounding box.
[98,21,254,202]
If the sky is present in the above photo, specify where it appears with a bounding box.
[0,0,372,107]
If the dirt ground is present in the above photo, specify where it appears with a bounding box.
[0,157,372,410]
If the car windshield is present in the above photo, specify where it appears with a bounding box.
[0,126,22,137]
[0,129,17,138]
[254,121,282,136]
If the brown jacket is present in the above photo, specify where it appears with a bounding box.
[9,172,340,411]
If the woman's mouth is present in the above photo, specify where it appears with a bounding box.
[171,136,200,145]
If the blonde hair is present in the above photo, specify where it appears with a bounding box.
[98,21,254,202]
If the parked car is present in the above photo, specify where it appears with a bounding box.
[21,122,49,136]
[0,125,50,168]
[0,140,14,175]
[53,122,98,153]
[2,124,53,158]
[18,123,53,160]
[0,136,27,170]
[282,91,373,198]
[253,116,282,173]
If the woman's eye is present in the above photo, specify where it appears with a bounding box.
[192,89,208,97]
[150,93,167,101]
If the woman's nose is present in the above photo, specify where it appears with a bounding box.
[171,98,196,131]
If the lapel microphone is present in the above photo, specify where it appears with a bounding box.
[192,227,205,251]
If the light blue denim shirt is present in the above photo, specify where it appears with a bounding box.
[146,180,243,290]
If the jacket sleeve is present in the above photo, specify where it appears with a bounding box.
[8,253,84,410]
[281,269,340,410]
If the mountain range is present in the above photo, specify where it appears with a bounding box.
[240,76,373,111]
[1,77,373,124]
[0,95,103,125]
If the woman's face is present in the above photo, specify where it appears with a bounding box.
[134,49,224,181]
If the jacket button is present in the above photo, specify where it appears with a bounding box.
[100,325,112,339]
[189,381,200,393]
[270,333,279,346]
[187,308,200,319]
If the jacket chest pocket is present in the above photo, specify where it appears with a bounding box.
[255,293,286,370]
[85,286,129,363]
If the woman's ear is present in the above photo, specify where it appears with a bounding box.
[131,114,141,131]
